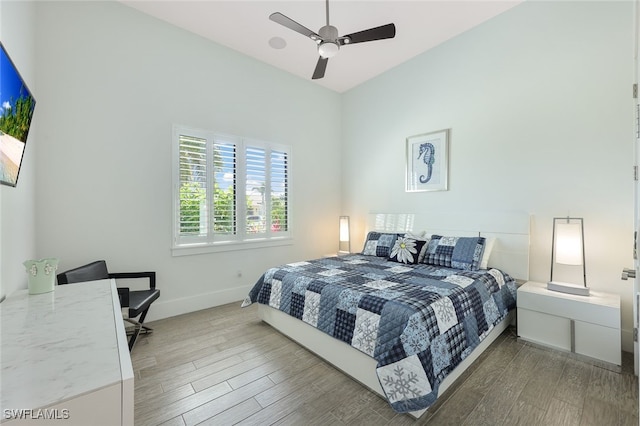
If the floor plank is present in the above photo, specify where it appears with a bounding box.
[182,376,275,425]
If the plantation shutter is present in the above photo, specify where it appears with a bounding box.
[270,150,288,233]
[245,146,267,235]
[212,141,237,236]
[178,135,207,237]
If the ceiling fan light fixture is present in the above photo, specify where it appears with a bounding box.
[318,41,339,58]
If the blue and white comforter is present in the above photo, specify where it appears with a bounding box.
[242,254,516,413]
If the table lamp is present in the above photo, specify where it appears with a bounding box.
[547,217,589,296]
[338,216,350,254]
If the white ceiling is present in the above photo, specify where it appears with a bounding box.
[120,1,523,93]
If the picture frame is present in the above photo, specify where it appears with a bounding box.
[405,129,449,192]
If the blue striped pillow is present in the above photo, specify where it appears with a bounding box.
[422,235,486,271]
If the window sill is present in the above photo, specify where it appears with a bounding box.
[171,237,294,257]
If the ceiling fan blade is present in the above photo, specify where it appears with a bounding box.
[312,57,328,80]
[269,12,321,40]
[339,23,396,45]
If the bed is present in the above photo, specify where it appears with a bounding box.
[242,212,530,418]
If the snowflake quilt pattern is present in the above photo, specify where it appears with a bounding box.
[242,254,517,413]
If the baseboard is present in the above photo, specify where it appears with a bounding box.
[145,285,252,322]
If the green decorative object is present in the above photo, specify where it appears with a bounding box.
[23,258,59,295]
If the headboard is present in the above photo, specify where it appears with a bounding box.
[367,211,530,281]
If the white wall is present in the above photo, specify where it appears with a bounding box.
[0,0,37,300]
[33,1,342,319]
[342,1,635,350]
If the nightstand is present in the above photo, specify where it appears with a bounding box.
[517,281,621,367]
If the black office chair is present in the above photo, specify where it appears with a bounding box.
[57,260,160,351]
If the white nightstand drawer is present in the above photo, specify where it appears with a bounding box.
[517,281,619,329]
[518,308,571,351]
[574,321,621,365]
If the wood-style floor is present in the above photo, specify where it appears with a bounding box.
[131,302,638,425]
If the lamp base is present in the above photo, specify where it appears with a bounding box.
[547,281,590,296]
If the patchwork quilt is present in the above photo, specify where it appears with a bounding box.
[242,254,516,413]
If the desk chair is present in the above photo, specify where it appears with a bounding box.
[57,260,160,351]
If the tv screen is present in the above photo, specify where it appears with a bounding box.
[0,41,36,187]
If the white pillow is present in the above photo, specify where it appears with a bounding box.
[480,237,496,269]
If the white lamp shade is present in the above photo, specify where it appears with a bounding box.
[554,222,583,265]
[338,216,350,254]
[339,217,350,242]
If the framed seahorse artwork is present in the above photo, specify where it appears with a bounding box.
[405,129,449,192]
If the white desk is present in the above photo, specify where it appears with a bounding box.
[0,280,133,425]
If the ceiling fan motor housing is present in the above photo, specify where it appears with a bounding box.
[319,25,339,40]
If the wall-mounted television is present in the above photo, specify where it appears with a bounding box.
[0,41,36,187]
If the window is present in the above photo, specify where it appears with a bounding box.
[173,126,290,253]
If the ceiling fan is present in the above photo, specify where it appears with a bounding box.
[269,0,396,80]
